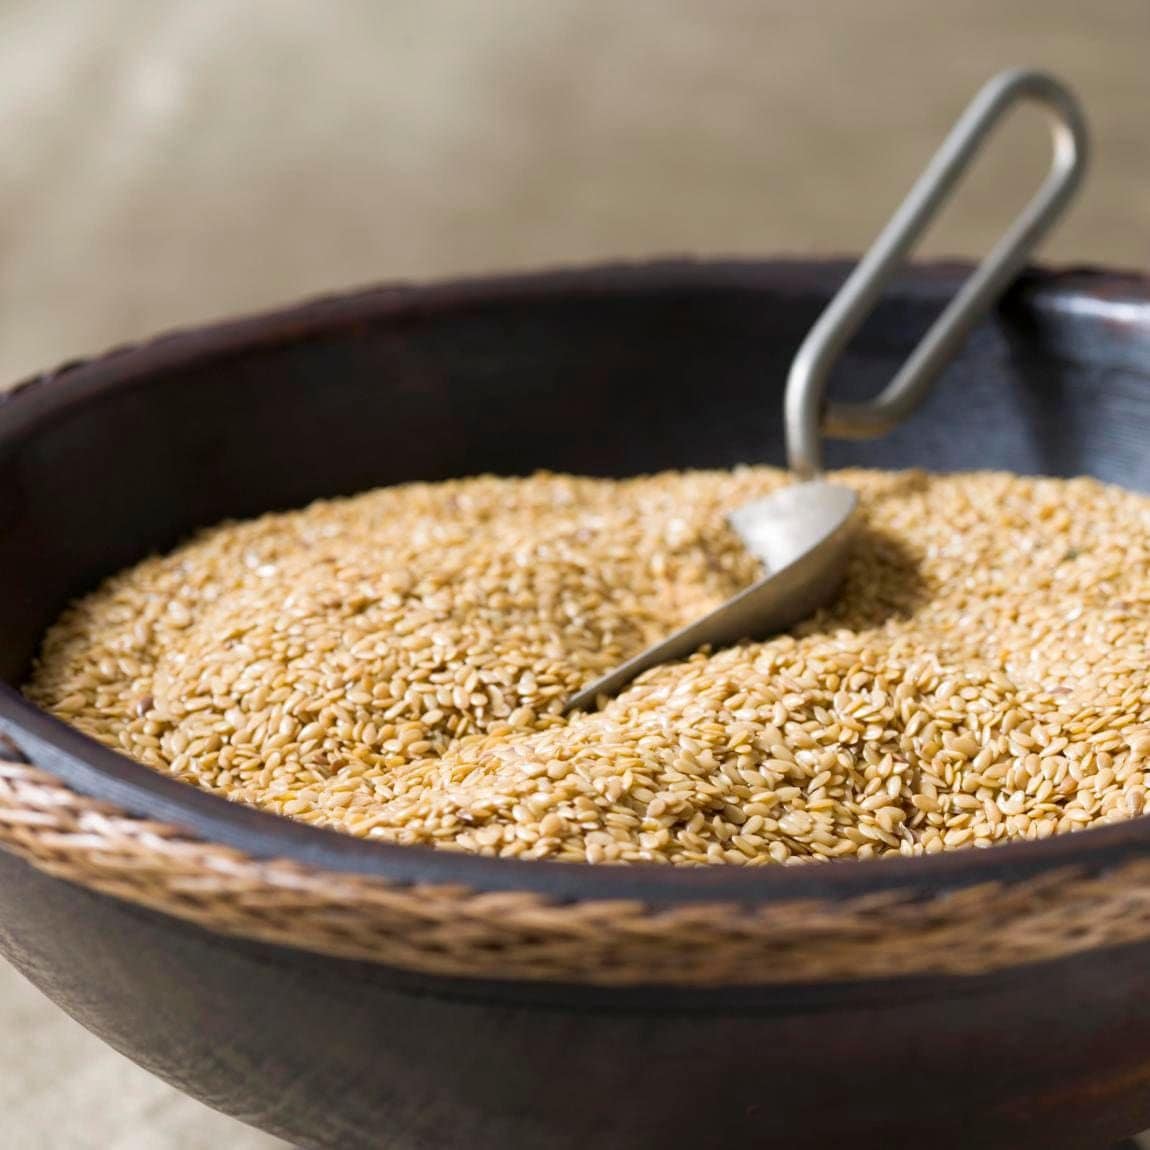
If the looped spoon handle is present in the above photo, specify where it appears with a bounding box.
[786,69,1088,479]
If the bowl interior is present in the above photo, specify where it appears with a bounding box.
[0,259,1147,894]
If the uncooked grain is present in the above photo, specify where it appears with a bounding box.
[25,468,1150,865]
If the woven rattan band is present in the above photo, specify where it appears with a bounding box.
[1,758,1146,986]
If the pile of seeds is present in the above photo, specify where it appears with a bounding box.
[25,468,1150,865]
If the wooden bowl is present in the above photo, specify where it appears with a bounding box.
[0,260,1148,1149]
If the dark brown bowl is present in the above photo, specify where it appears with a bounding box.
[0,259,1148,1149]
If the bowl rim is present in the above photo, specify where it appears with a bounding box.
[3,255,1149,906]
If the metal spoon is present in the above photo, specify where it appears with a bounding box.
[566,68,1088,712]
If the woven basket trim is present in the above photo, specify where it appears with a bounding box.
[0,760,1146,986]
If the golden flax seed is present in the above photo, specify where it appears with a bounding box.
[24,467,1150,866]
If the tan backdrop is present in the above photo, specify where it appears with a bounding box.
[0,1,1147,1145]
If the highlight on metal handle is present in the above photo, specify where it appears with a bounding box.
[785,69,1089,478]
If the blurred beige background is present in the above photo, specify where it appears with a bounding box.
[0,1,1147,1146]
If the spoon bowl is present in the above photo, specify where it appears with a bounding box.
[564,480,857,711]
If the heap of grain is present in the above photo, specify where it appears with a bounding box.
[26,468,1150,865]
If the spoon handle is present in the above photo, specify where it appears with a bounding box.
[785,69,1089,479]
